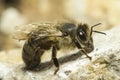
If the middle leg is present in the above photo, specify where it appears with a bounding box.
[52,45,59,74]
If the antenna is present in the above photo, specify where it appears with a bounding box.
[90,23,106,36]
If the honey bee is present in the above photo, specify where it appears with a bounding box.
[13,22,106,74]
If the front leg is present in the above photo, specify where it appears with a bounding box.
[74,40,91,60]
[80,49,92,60]
[52,45,59,74]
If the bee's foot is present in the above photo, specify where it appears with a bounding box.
[54,67,59,75]
[88,56,92,60]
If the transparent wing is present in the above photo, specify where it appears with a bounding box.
[13,23,63,40]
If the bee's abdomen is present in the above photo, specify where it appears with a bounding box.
[22,39,44,69]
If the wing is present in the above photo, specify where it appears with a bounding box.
[13,23,63,40]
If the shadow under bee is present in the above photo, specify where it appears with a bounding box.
[22,50,84,72]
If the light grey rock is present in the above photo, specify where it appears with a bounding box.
[0,63,12,80]
[3,25,120,80]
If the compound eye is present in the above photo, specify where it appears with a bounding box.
[78,30,87,41]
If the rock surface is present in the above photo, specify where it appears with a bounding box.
[1,25,120,80]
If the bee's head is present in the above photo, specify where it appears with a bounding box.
[75,23,106,53]
[75,23,93,53]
